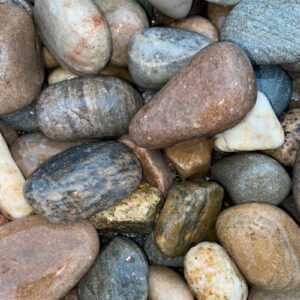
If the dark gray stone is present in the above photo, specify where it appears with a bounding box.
[221,0,300,64]
[78,237,148,300]
[24,141,142,223]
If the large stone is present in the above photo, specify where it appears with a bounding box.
[221,0,300,64]
[24,141,142,223]
[129,42,256,149]
[216,204,300,290]
[34,0,112,75]
[248,288,300,300]
[293,150,300,215]
[0,215,99,300]
[211,153,291,205]
[37,77,142,141]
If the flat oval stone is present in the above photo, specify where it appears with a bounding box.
[184,242,248,300]
[155,182,223,257]
[24,141,142,223]
[37,77,143,141]
[207,3,233,32]
[216,204,300,290]
[248,288,300,300]
[34,0,112,75]
[128,27,213,89]
[221,0,300,64]
[78,237,148,300]
[48,68,78,85]
[211,153,291,205]
[0,215,99,300]
[293,150,300,215]
[0,2,44,114]
[129,42,256,149]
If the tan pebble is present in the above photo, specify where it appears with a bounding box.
[207,3,234,32]
[48,67,78,85]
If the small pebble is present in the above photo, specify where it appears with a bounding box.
[207,3,233,32]
[48,67,78,85]
[0,121,18,146]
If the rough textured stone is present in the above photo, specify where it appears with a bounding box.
[24,141,142,223]
[0,2,44,114]
[293,150,300,215]
[129,42,256,149]
[37,77,142,141]
[128,27,213,89]
[34,0,112,75]
[221,0,300,64]
[0,215,99,300]
[48,67,78,85]
[43,47,58,69]
[184,242,248,300]
[216,204,300,290]
[0,121,18,146]
[207,3,233,32]
[78,237,148,300]
[211,153,291,205]
[248,288,300,300]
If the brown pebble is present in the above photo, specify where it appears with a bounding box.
[207,3,233,32]
[0,121,19,146]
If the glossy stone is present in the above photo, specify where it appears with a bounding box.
[207,3,233,32]
[129,42,256,149]
[293,150,300,215]
[184,242,248,300]
[34,0,112,75]
[78,237,148,300]
[37,77,142,141]
[48,68,78,85]
[248,288,300,300]
[211,153,291,205]
[24,141,142,223]
[216,204,300,290]
[128,27,213,89]
[0,215,99,300]
[0,121,18,146]
[43,47,58,69]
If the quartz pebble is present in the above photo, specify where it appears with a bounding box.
[207,3,233,32]
[48,68,78,85]
[248,288,300,300]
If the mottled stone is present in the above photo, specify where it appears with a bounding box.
[37,77,142,141]
[0,2,44,114]
[43,47,58,69]
[165,138,213,179]
[293,150,300,215]
[129,27,213,89]
[100,65,134,83]
[221,0,300,64]
[48,68,78,85]
[24,141,142,223]
[89,182,163,233]
[216,204,300,290]
[149,266,194,300]
[119,134,173,195]
[0,121,18,146]
[280,196,300,224]
[206,0,240,5]
[184,242,248,300]
[61,289,78,300]
[129,42,256,149]
[211,153,291,205]
[248,288,300,300]
[207,3,233,32]
[155,182,223,257]
[0,215,99,300]
[78,237,148,300]
[34,0,112,75]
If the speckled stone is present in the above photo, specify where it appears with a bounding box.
[211,153,291,205]
[34,0,112,75]
[128,27,213,89]
[248,288,300,300]
[0,2,44,114]
[0,121,18,146]
[37,77,142,141]
[129,42,256,149]
[155,182,223,257]
[206,0,240,5]
[61,289,78,300]
[119,134,173,196]
[207,3,233,32]
[48,68,78,85]
[24,141,142,223]
[89,182,163,233]
[264,109,300,167]
[0,215,99,300]
[293,150,300,215]
[78,237,148,300]
[221,0,300,64]
[184,242,248,300]
[43,47,59,69]
[216,204,300,290]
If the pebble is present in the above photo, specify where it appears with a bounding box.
[221,0,300,64]
[184,242,248,300]
[24,141,142,223]
[207,3,233,32]
[128,27,213,89]
[48,68,78,85]
[215,91,285,152]
[149,266,194,300]
[78,237,148,300]
[119,134,173,196]
[211,153,291,205]
[0,2,44,114]
[155,182,223,257]
[129,42,256,149]
[94,0,149,67]
[62,289,78,300]
[100,65,134,83]
[142,89,156,104]
[0,121,18,146]
[216,203,300,290]
[89,182,163,234]
[37,77,142,141]
[34,0,112,75]
[248,288,300,300]
[43,47,59,69]
[206,0,240,4]
[0,215,99,300]
[293,150,300,215]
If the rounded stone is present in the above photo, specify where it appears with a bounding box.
[211,153,291,205]
[293,150,300,215]
[24,141,142,223]
[216,204,300,290]
[248,288,300,300]
[207,3,233,32]
[48,68,78,85]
